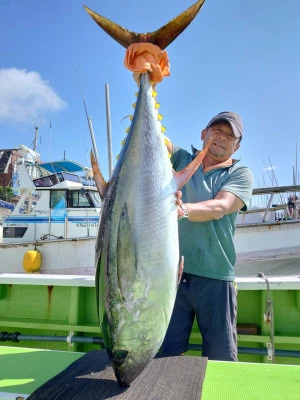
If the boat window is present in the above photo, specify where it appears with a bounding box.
[50,191,67,209]
[57,172,64,182]
[3,227,28,238]
[26,163,51,180]
[68,190,93,208]
[34,174,59,187]
[88,191,101,207]
[63,173,81,183]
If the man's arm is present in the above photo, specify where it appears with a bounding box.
[179,190,244,222]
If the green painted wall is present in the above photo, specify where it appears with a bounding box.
[0,282,299,364]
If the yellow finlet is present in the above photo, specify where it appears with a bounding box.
[132,102,136,108]
[161,126,166,133]
[125,127,130,133]
[155,103,161,109]
[158,114,163,121]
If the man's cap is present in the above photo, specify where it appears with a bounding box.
[206,111,243,138]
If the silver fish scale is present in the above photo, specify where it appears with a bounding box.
[129,75,178,292]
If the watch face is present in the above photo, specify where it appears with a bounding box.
[180,204,188,216]
[178,205,188,220]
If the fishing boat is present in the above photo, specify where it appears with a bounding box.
[1,186,300,398]
[235,184,300,278]
[0,144,101,274]
[1,160,300,397]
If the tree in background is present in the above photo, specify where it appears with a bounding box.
[0,186,13,202]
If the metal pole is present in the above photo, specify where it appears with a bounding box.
[33,126,39,152]
[1,332,300,358]
[105,83,113,178]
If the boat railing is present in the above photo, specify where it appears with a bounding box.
[237,185,300,226]
[81,177,96,187]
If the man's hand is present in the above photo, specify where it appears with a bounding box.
[176,191,185,218]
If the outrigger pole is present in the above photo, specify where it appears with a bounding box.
[105,83,113,178]
[75,65,100,166]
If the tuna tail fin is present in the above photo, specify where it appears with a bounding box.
[90,150,108,201]
[173,138,212,190]
[84,0,205,50]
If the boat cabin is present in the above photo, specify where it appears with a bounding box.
[2,158,101,243]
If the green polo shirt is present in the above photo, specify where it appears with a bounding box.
[172,145,253,281]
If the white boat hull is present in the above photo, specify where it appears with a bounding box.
[0,237,96,274]
[235,220,300,277]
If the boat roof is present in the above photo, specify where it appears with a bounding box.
[38,160,89,173]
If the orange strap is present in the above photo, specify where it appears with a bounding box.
[124,43,170,83]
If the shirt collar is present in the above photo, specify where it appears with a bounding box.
[191,145,238,173]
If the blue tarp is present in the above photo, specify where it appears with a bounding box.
[0,199,15,211]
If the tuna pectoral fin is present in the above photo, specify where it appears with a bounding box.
[173,138,212,190]
[90,150,108,200]
[117,203,137,301]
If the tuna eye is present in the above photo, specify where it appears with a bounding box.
[113,350,128,364]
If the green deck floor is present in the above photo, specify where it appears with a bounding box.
[202,360,300,400]
[0,346,83,397]
[1,346,300,399]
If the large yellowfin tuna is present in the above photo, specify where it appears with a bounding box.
[85,0,206,387]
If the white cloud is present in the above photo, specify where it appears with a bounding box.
[0,68,67,124]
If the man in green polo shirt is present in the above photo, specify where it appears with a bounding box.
[162,111,253,361]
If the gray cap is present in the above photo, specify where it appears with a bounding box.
[206,111,243,138]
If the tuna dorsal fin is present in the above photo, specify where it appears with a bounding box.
[90,150,108,201]
[84,0,205,50]
[173,138,211,190]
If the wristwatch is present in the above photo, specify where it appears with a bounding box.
[178,203,189,220]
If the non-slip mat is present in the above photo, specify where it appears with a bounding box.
[27,350,208,399]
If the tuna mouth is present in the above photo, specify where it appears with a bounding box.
[113,356,151,387]
[116,376,130,388]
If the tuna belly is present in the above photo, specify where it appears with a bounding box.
[110,299,166,386]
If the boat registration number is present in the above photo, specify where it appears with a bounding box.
[76,223,98,227]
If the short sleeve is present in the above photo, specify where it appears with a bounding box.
[221,166,253,211]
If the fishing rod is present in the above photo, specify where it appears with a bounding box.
[105,83,113,178]
[75,65,100,166]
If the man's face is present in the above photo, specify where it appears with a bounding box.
[201,123,240,161]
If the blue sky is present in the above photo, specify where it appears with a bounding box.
[1,0,300,187]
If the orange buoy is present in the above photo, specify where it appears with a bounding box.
[23,249,42,273]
